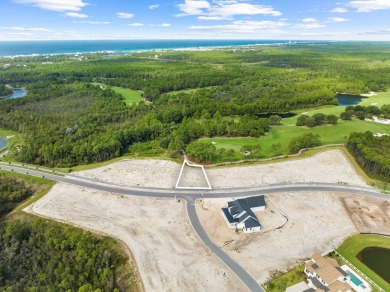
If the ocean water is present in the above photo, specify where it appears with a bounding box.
[0,39,302,57]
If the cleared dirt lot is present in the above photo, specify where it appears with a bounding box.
[25,183,246,292]
[25,149,376,290]
[73,150,367,189]
[342,196,390,235]
[196,192,358,284]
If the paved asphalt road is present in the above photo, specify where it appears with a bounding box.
[1,164,388,292]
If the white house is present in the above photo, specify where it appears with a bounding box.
[221,195,266,233]
[304,252,353,292]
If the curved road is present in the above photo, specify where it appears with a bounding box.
[1,164,388,292]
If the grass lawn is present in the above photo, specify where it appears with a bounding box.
[0,128,23,151]
[202,118,390,159]
[359,91,390,107]
[165,86,217,95]
[110,86,145,105]
[265,265,305,292]
[337,234,390,291]
[283,92,390,125]
[92,83,145,105]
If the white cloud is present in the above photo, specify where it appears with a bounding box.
[358,28,390,34]
[348,0,390,12]
[178,0,210,15]
[150,23,172,27]
[211,3,282,18]
[2,26,52,32]
[117,12,134,19]
[198,16,230,20]
[129,23,144,27]
[331,7,348,13]
[295,23,325,29]
[78,21,110,24]
[189,20,289,32]
[15,0,88,12]
[177,0,281,19]
[6,32,34,36]
[295,18,325,29]
[327,17,349,22]
[149,4,159,10]
[302,18,318,23]
[65,12,88,18]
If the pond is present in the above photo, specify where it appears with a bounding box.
[0,136,7,150]
[0,88,27,100]
[336,94,365,106]
[357,247,390,284]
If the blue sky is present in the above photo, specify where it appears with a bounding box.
[1,0,390,40]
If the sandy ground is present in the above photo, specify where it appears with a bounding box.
[196,192,357,284]
[27,149,370,289]
[341,195,390,235]
[72,150,366,189]
[75,159,182,188]
[25,183,246,292]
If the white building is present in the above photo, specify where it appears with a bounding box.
[304,252,352,292]
[221,195,266,233]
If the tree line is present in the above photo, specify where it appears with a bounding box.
[0,174,138,291]
[347,132,390,182]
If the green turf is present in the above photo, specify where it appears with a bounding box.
[165,86,217,95]
[0,128,23,151]
[337,234,390,291]
[92,83,145,105]
[202,118,390,158]
[283,92,390,125]
[110,86,144,105]
[359,91,390,107]
[265,265,305,291]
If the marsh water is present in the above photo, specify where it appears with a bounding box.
[336,94,364,106]
[1,88,27,100]
[357,247,390,283]
[0,137,7,150]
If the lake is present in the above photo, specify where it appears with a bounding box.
[0,136,7,150]
[336,94,364,106]
[1,88,27,100]
[357,247,390,284]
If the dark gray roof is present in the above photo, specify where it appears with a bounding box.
[227,200,244,217]
[242,195,266,209]
[303,289,315,292]
[222,208,238,224]
[336,267,348,277]
[244,217,261,229]
[224,196,265,230]
[308,277,329,292]
[312,263,319,270]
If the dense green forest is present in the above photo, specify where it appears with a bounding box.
[0,42,390,167]
[347,132,390,182]
[341,104,390,120]
[0,84,12,97]
[0,174,139,291]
